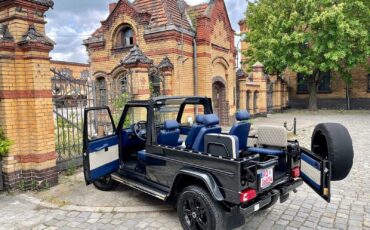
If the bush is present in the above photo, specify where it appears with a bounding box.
[0,128,12,158]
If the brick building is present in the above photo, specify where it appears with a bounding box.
[239,19,370,110]
[237,20,288,115]
[83,0,237,125]
[50,60,90,78]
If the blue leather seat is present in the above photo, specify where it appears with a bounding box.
[185,115,205,149]
[192,114,222,152]
[229,110,251,150]
[157,120,181,147]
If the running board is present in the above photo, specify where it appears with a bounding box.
[111,173,168,200]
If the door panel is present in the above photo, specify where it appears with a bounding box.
[300,147,331,202]
[88,136,119,181]
[83,107,118,184]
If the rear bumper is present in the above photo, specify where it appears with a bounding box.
[228,179,303,229]
[240,178,303,215]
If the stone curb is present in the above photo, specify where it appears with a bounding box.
[19,194,173,213]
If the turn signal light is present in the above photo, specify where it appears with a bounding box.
[291,167,300,178]
[240,188,256,203]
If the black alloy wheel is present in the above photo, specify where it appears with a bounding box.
[183,197,210,229]
[177,185,226,230]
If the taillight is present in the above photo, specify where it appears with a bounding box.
[291,167,300,178]
[240,188,256,203]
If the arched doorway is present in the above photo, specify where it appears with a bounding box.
[253,91,259,113]
[212,80,227,125]
[246,90,251,112]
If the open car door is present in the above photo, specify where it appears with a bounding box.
[83,107,119,184]
[300,147,331,202]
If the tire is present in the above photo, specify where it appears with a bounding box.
[93,175,118,191]
[177,185,226,230]
[311,123,354,181]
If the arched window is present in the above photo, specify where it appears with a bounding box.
[113,73,129,97]
[115,25,134,48]
[96,77,107,106]
[150,74,161,97]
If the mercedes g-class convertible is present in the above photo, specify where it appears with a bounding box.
[83,96,353,230]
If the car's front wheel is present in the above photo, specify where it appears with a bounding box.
[177,185,226,230]
[93,175,118,191]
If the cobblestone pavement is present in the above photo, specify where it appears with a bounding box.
[0,111,370,230]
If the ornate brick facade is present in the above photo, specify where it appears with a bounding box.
[84,0,237,125]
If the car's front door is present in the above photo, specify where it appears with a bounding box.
[300,147,331,202]
[83,107,119,184]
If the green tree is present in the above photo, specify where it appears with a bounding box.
[244,0,370,110]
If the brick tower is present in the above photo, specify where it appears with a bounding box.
[0,0,57,189]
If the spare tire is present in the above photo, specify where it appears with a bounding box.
[311,123,353,181]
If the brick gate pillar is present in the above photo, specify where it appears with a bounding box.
[121,45,153,102]
[0,0,57,189]
[252,62,268,114]
[158,56,174,96]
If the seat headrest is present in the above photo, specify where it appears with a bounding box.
[203,114,220,127]
[164,120,179,130]
[236,110,250,121]
[195,114,204,124]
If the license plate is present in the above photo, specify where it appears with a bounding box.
[259,167,274,189]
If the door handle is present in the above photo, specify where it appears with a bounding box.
[96,144,109,152]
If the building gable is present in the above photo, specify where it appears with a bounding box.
[208,0,234,51]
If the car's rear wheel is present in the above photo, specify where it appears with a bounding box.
[311,123,354,181]
[177,185,226,230]
[93,175,118,191]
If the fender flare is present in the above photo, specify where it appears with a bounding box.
[171,168,224,201]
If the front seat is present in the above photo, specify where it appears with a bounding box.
[185,114,204,149]
[229,110,251,150]
[157,120,180,147]
[192,114,222,152]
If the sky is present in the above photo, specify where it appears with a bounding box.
[45,0,247,63]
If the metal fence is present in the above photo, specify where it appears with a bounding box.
[51,69,136,171]
[51,68,96,170]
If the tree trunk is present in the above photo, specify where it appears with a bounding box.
[307,77,318,110]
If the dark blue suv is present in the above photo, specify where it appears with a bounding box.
[83,96,353,230]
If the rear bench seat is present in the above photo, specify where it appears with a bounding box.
[248,126,287,155]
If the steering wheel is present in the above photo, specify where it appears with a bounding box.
[132,120,147,141]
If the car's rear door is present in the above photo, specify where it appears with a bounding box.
[83,107,119,184]
[300,147,331,202]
